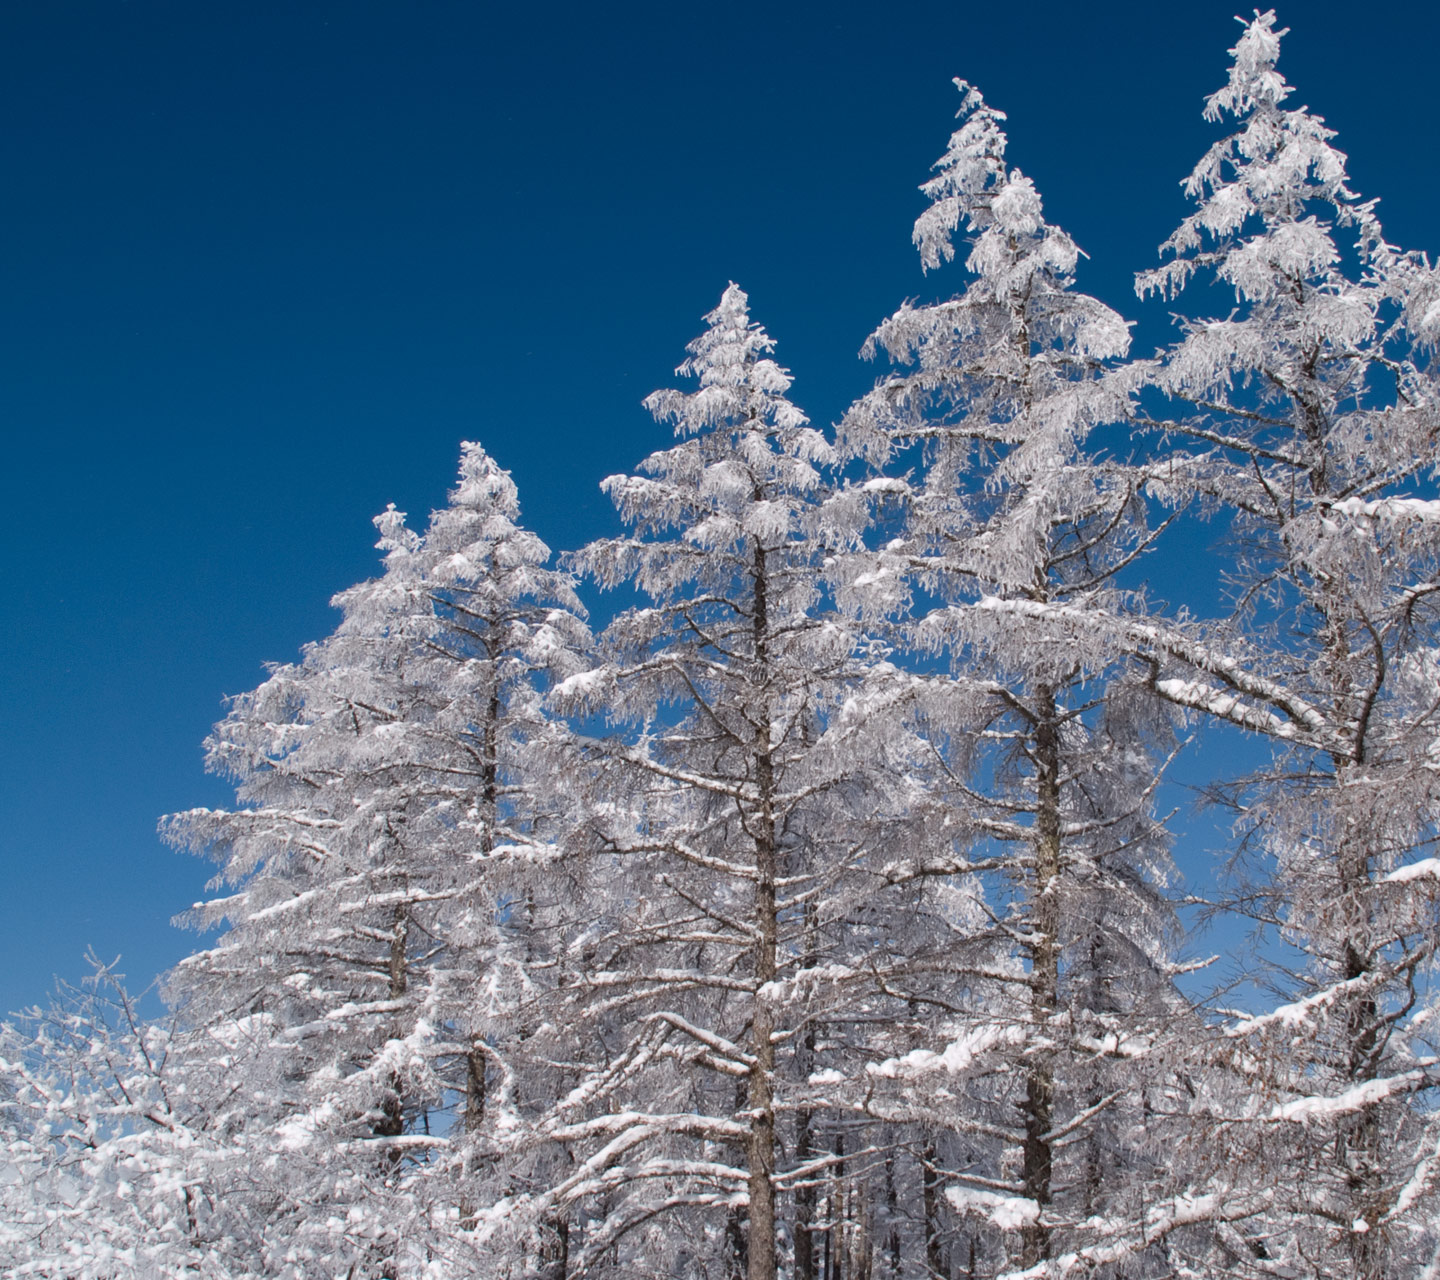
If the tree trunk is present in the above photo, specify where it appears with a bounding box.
[1019,685,1060,1269]
[794,903,820,1280]
[1323,595,1387,1280]
[459,661,500,1231]
[922,1138,944,1280]
[794,1043,818,1279]
[1340,857,1385,1280]
[885,1153,900,1278]
[375,903,409,1152]
[849,1170,872,1280]
[458,1042,487,1230]
[829,1129,847,1280]
[540,1213,570,1280]
[747,535,778,1280]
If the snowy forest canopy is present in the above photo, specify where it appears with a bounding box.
[5,12,1440,1279]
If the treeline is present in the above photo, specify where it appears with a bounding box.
[5,12,1440,1279]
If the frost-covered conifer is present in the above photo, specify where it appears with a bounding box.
[413,442,591,1265]
[844,80,1193,1276]
[162,444,588,1275]
[1133,12,1440,1277]
[525,285,938,1280]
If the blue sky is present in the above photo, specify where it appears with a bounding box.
[3,0,1437,1015]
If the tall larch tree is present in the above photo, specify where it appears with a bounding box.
[164,503,451,1276]
[1131,12,1440,1277]
[529,284,935,1280]
[415,442,590,1267]
[162,444,589,1277]
[843,80,1197,1276]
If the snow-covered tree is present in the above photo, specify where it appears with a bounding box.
[413,442,591,1267]
[842,79,1196,1276]
[162,443,588,1275]
[521,284,949,1280]
[0,962,240,1278]
[164,501,457,1270]
[1132,11,1440,1276]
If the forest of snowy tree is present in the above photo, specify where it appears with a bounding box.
[7,12,1440,1278]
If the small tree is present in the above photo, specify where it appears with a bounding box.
[0,963,236,1278]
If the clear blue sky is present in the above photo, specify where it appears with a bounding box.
[3,0,1437,1015]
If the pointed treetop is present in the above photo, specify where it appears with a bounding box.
[843,79,1130,477]
[857,79,1127,385]
[573,284,841,601]
[1139,8,1367,303]
[1206,9,1291,120]
[327,504,421,636]
[450,439,522,520]
[912,79,1009,273]
[910,79,1082,293]
[643,282,807,439]
[373,502,420,558]
[425,440,567,593]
